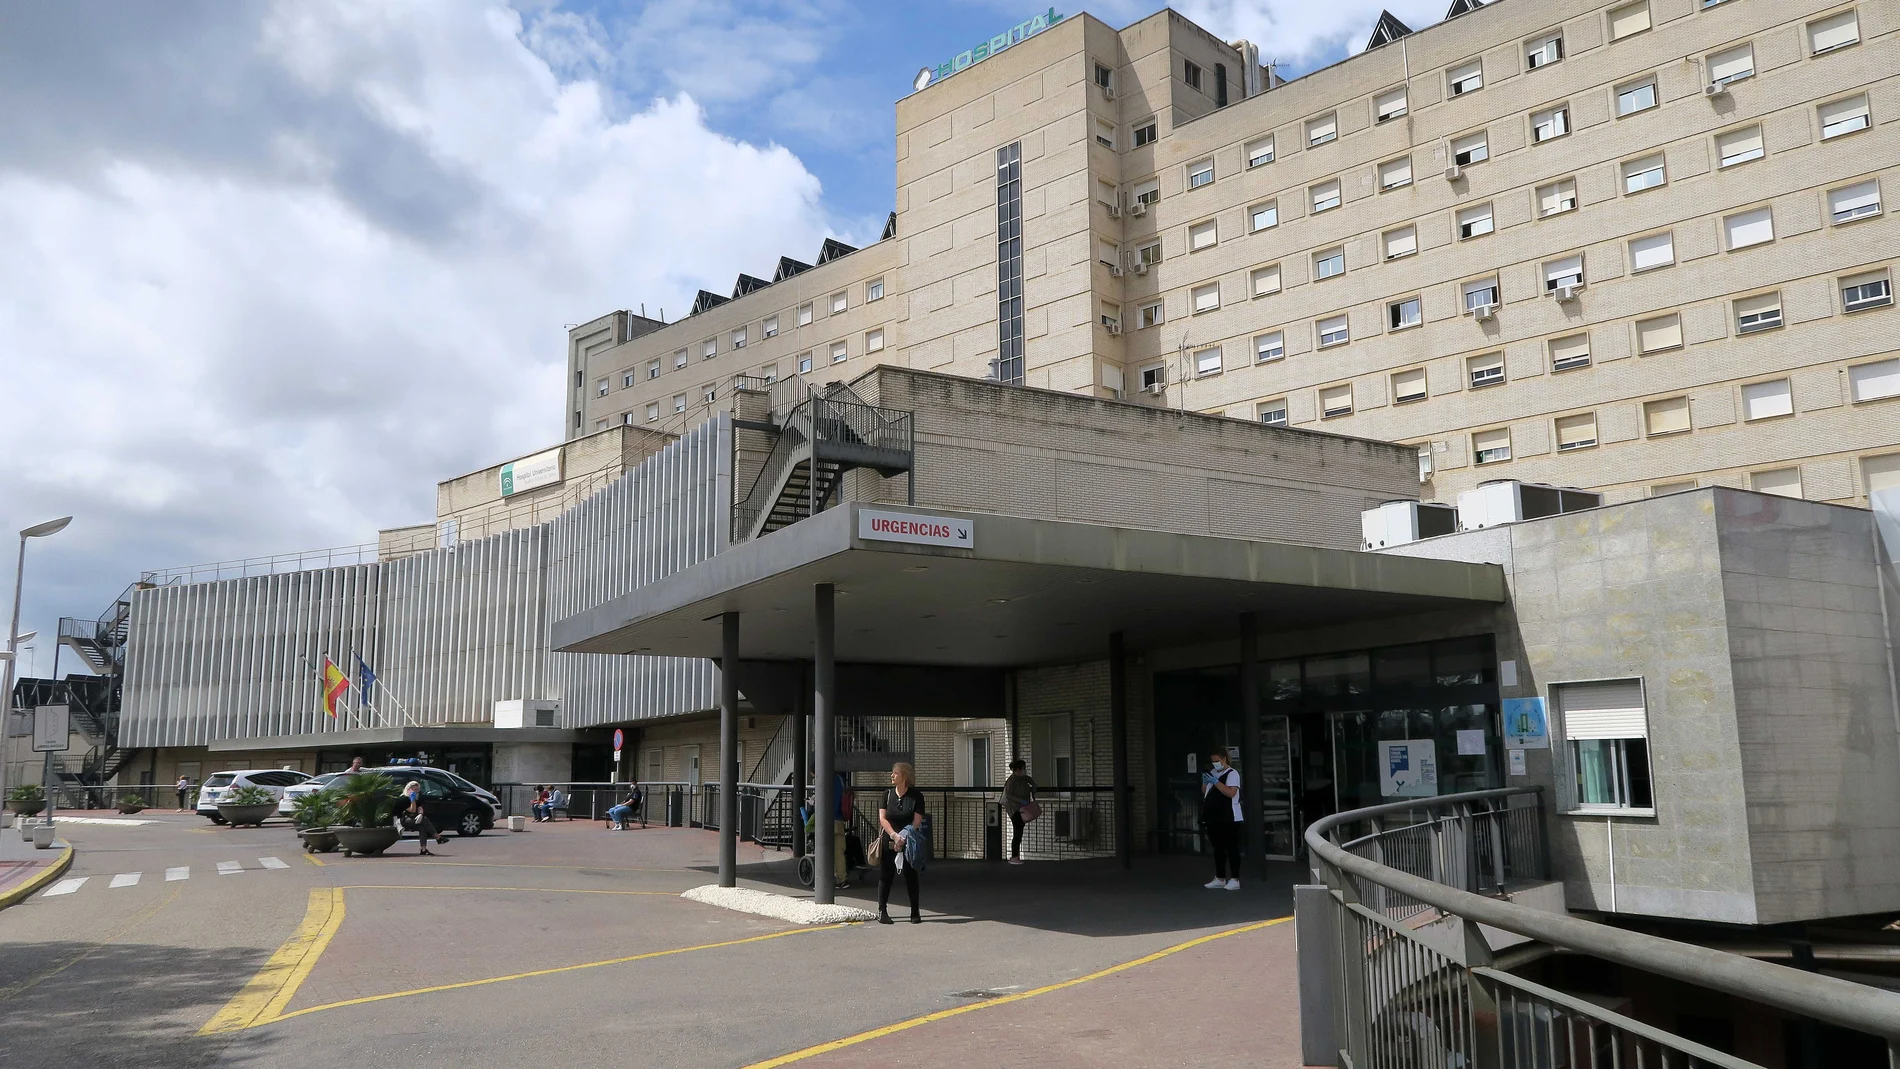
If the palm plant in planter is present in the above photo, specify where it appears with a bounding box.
[216,784,278,827]
[331,773,401,857]
[292,789,345,853]
[7,783,47,816]
[116,789,148,814]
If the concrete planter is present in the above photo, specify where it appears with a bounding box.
[332,825,401,857]
[298,827,341,854]
[30,822,55,849]
[507,814,527,832]
[116,799,147,815]
[7,799,46,817]
[216,803,276,827]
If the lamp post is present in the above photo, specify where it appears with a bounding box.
[1,516,72,821]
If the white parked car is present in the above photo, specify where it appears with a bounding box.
[277,771,349,815]
[197,768,311,823]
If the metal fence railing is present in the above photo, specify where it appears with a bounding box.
[1305,787,1900,1068]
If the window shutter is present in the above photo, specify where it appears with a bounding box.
[1630,233,1673,271]
[1735,292,1780,320]
[1473,428,1511,458]
[1545,256,1583,287]
[1385,227,1417,258]
[1752,467,1804,498]
[1557,680,1647,739]
[1609,2,1651,38]
[1469,353,1504,378]
[1850,359,1900,401]
[1829,181,1880,218]
[1725,208,1774,249]
[1550,334,1590,364]
[1820,95,1870,134]
[1381,157,1412,188]
[1252,265,1281,296]
[1190,221,1217,250]
[1708,45,1753,83]
[1393,368,1426,401]
[1742,379,1793,420]
[1809,11,1858,52]
[1637,314,1682,352]
[1556,413,1597,448]
[1376,89,1407,120]
[1308,115,1337,143]
[1321,384,1353,414]
[1717,126,1763,166]
[1864,454,1900,494]
[1193,285,1220,312]
[1645,396,1690,435]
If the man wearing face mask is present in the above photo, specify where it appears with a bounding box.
[1200,749,1243,890]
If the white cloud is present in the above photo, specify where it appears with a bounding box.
[1084,0,1453,68]
[0,0,835,651]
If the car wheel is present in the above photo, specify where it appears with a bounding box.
[458,810,484,837]
[207,815,226,825]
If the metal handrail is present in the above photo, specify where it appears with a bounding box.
[1305,787,1900,1044]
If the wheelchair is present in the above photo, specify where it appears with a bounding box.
[795,817,869,889]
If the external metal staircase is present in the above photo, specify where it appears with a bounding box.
[9,582,150,787]
[731,383,915,543]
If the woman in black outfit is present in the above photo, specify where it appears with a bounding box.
[877,762,926,925]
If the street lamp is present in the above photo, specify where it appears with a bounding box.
[1,517,72,822]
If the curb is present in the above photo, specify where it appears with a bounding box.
[0,844,74,912]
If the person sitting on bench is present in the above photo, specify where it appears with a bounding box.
[607,786,643,830]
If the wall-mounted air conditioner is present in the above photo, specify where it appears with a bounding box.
[1129,201,1149,217]
[1362,500,1459,549]
[1555,283,1582,302]
[1704,82,1726,97]
[1106,203,1121,218]
[1445,163,1463,181]
[1466,302,1497,321]
[1108,264,1124,278]
[1456,480,1603,531]
[1143,381,1165,395]
[1134,261,1149,276]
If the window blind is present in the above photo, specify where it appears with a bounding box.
[1631,233,1674,271]
[1820,96,1870,137]
[1609,2,1651,38]
[1725,208,1773,249]
[1708,45,1753,83]
[1393,368,1426,401]
[1850,359,1900,402]
[1645,396,1690,435]
[1190,221,1217,250]
[1863,453,1900,494]
[1809,11,1858,53]
[1742,379,1793,420]
[1557,680,1647,739]
[1829,181,1880,220]
[1556,413,1597,448]
[1752,468,1803,498]
[1385,227,1417,258]
[1637,314,1682,352]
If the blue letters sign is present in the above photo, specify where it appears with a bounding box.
[913,8,1065,92]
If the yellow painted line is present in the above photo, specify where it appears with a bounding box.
[302,853,324,867]
[0,844,73,912]
[739,916,1294,1069]
[0,886,180,999]
[339,885,676,896]
[198,887,346,1035]
[263,923,840,1027]
[361,859,688,874]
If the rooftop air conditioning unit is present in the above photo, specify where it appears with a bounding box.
[1133,261,1149,276]
[1704,82,1726,97]
[1555,283,1581,302]
[1129,201,1149,217]
[1456,480,1604,532]
[1471,303,1497,321]
[1143,381,1165,395]
[1108,264,1124,277]
[1445,163,1463,181]
[1362,500,1459,550]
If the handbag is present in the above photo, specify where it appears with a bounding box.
[1020,800,1042,823]
[865,830,884,867]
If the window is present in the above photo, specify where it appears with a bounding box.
[1630,232,1674,271]
[1708,44,1754,86]
[1134,121,1158,147]
[830,340,848,363]
[1829,180,1881,224]
[1842,271,1893,312]
[595,377,609,397]
[1457,203,1494,239]
[1383,225,1417,260]
[1376,87,1408,123]
[1448,60,1483,96]
[1100,302,1121,331]
[1192,283,1220,313]
[1246,137,1275,168]
[1555,412,1598,451]
[1852,359,1900,401]
[1379,156,1413,190]
[1623,155,1664,193]
[1865,454,1900,495]
[1392,368,1427,403]
[1532,106,1569,143]
[1133,180,1160,206]
[703,384,717,404]
[867,279,884,302]
[1557,679,1653,812]
[1742,378,1794,420]
[759,365,778,384]
[1139,241,1162,265]
[1716,125,1763,167]
[1820,95,1871,139]
[1099,238,1120,266]
[1194,346,1224,376]
[675,349,689,369]
[1258,398,1289,425]
[1808,10,1859,54]
[1249,201,1278,231]
[1537,178,1577,217]
[1724,207,1774,250]
[1550,333,1591,371]
[644,401,660,422]
[673,393,687,413]
[1652,480,1696,496]
[1473,427,1512,464]
[1138,301,1164,329]
[966,734,992,788]
[1752,467,1804,498]
[1526,33,1564,69]
[1318,315,1350,348]
[1649,394,1694,436]
[623,371,636,388]
[1140,363,1166,391]
[1389,296,1423,330]
[1184,61,1202,90]
[1094,62,1112,89]
[996,143,1024,385]
[1463,278,1500,312]
[830,292,847,314]
[1452,132,1488,166]
[1616,77,1657,115]
[1311,180,1342,213]
[731,328,746,350]
[1544,255,1583,292]
[619,412,633,427]
[1096,119,1116,149]
[797,352,813,374]
[647,358,661,380]
[1637,313,1683,353]
[1188,159,1215,188]
[1255,332,1285,362]
[796,303,812,326]
[1735,292,1783,333]
[1307,113,1338,146]
[1314,247,1345,279]
[1189,219,1218,251]
[1320,383,1354,416]
[1469,352,1505,388]
[1250,264,1282,298]
[1609,1,1651,39]
[866,328,885,352]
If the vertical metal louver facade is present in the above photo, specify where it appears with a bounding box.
[995,141,1025,386]
[120,416,731,748]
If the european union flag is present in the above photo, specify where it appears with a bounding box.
[356,652,377,696]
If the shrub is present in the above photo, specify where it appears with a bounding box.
[334,773,396,828]
[224,785,277,807]
[7,783,45,802]
[290,789,342,829]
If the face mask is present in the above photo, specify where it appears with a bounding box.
[1211,760,1226,772]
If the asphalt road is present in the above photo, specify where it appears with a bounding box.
[0,812,1299,1068]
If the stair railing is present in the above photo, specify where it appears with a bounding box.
[731,399,813,542]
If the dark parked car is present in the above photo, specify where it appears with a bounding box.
[369,767,495,837]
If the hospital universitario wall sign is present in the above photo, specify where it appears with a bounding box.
[913,8,1065,92]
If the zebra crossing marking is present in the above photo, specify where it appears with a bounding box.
[258,856,288,870]
[166,866,189,881]
[109,872,142,888]
[217,861,243,876]
[41,878,87,897]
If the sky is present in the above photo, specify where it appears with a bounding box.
[0,0,1454,678]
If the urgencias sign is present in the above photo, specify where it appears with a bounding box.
[913,8,1065,92]
[858,508,974,549]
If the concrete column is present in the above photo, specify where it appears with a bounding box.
[1239,612,1265,881]
[813,583,837,903]
[792,665,809,860]
[1110,631,1131,869]
[718,612,740,888]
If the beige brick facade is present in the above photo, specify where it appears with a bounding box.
[575,0,1899,513]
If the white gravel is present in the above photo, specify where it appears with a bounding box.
[681,884,877,925]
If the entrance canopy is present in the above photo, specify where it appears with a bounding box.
[552,504,1504,666]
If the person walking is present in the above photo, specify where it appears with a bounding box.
[401,780,448,855]
[1201,749,1243,890]
[877,762,927,924]
[175,775,191,812]
[1001,759,1036,865]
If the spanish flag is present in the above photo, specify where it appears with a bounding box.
[320,655,349,718]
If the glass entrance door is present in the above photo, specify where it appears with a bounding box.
[1261,714,1297,859]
